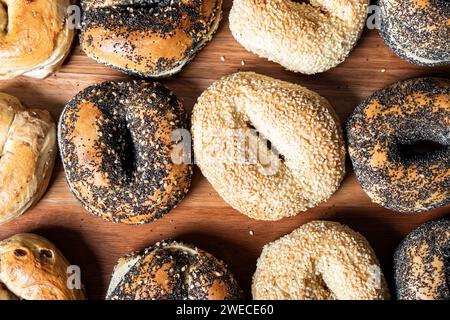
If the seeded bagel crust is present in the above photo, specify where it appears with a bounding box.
[229,0,369,74]
[106,240,243,300]
[80,0,223,77]
[394,218,450,300]
[347,77,449,213]
[59,80,193,224]
[252,221,390,300]
[379,0,450,66]
[192,72,346,221]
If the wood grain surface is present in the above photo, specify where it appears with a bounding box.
[0,0,449,300]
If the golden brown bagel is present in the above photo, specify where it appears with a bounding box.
[80,0,223,77]
[394,218,450,300]
[59,80,193,224]
[106,240,243,300]
[0,233,85,300]
[347,77,449,213]
[0,0,74,79]
[252,221,390,300]
[379,0,450,66]
[0,93,56,225]
[229,0,369,74]
[192,72,346,220]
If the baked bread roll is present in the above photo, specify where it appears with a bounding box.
[252,221,390,300]
[0,93,56,225]
[379,0,450,66]
[347,77,449,213]
[59,80,193,224]
[80,0,223,77]
[394,218,450,300]
[0,233,86,300]
[229,0,369,74]
[106,240,243,300]
[0,0,74,79]
[192,72,346,220]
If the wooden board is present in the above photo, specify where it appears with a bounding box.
[0,1,449,300]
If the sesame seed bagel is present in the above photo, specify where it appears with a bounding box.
[379,0,450,66]
[394,218,450,300]
[347,77,449,213]
[0,93,56,225]
[229,0,369,74]
[192,72,346,221]
[0,0,74,79]
[252,221,390,300]
[0,233,86,300]
[106,240,244,300]
[59,80,193,224]
[80,0,223,77]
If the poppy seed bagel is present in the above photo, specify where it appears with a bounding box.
[252,221,390,300]
[379,0,450,66]
[229,0,369,74]
[80,0,223,77]
[394,218,450,300]
[192,72,346,221]
[58,80,193,224]
[106,240,244,300]
[347,77,449,213]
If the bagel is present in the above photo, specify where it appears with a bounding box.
[347,77,449,213]
[0,93,56,225]
[394,218,450,300]
[0,0,74,79]
[252,221,390,300]
[379,0,450,66]
[80,0,223,77]
[106,240,243,300]
[229,0,369,74]
[59,80,193,224]
[192,72,346,220]
[0,233,85,300]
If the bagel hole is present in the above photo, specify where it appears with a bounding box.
[119,126,137,178]
[290,0,328,15]
[316,276,333,298]
[100,110,139,183]
[40,249,53,259]
[398,140,446,159]
[14,249,27,257]
[266,140,286,163]
[244,122,286,164]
